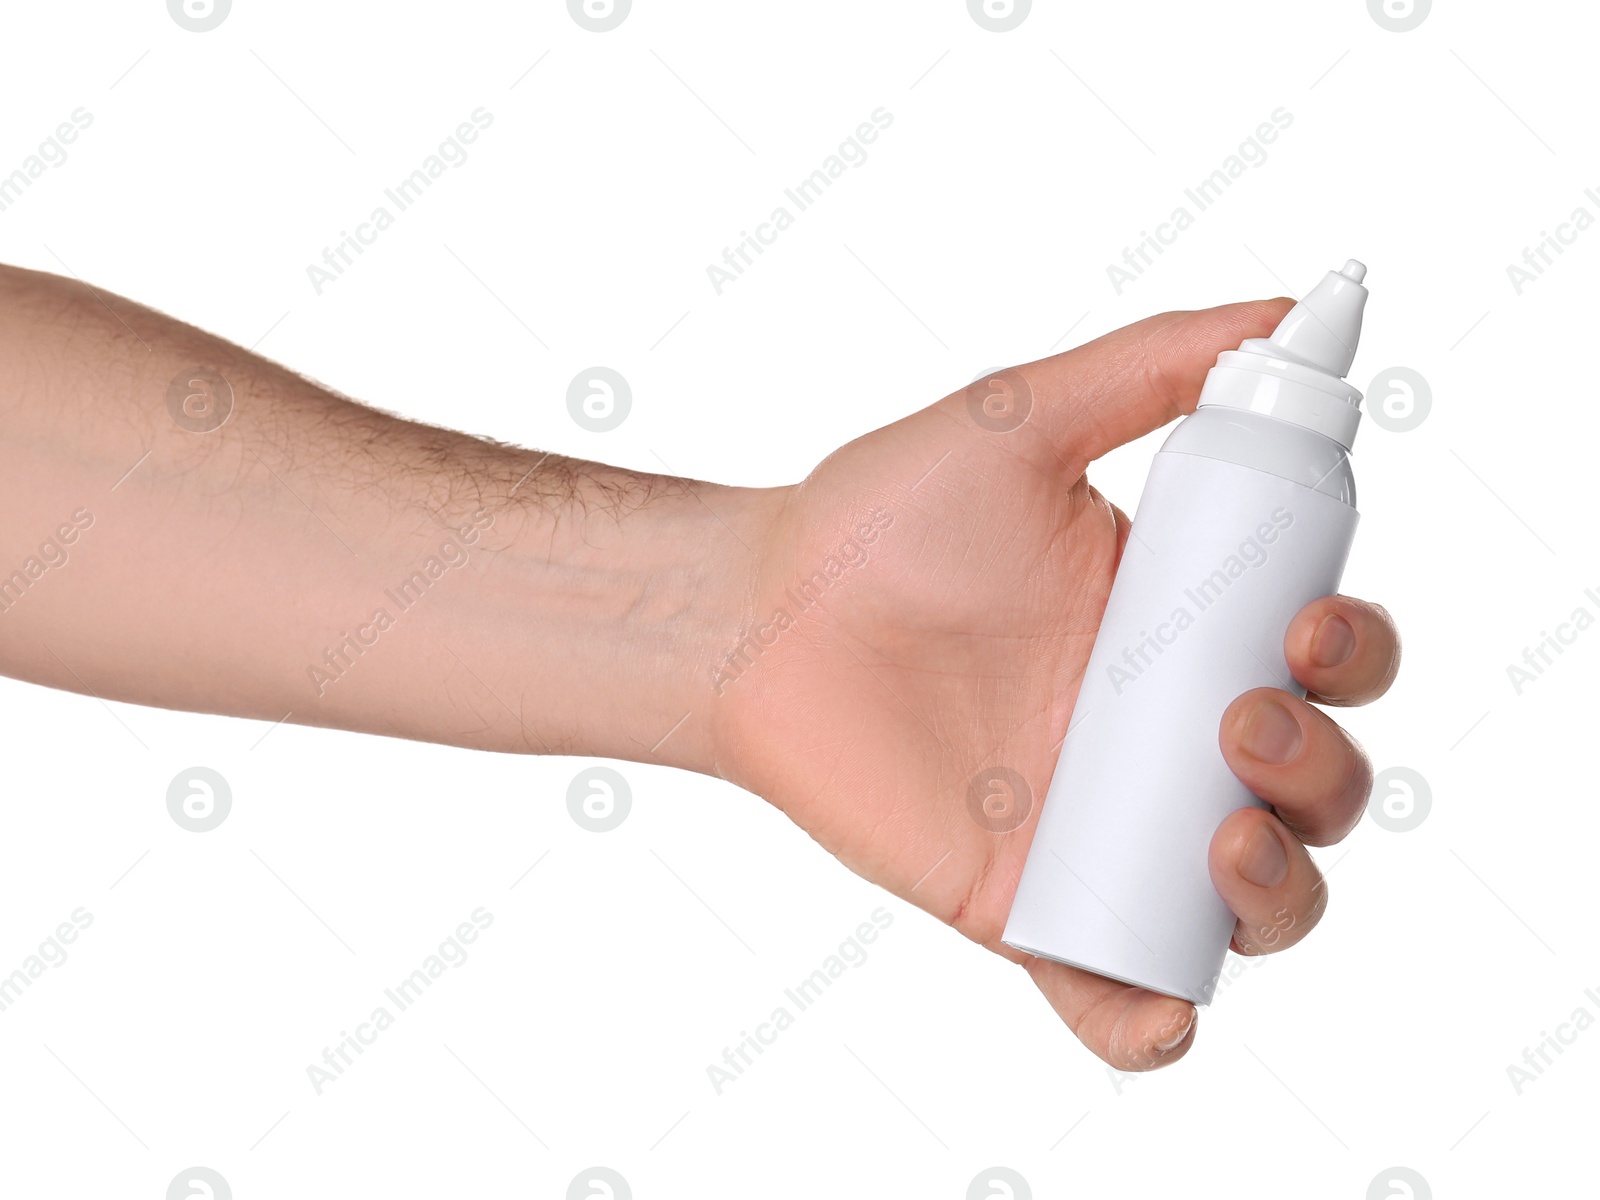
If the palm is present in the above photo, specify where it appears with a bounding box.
[721,402,1121,953]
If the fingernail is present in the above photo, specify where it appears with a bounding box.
[1311,614,1356,668]
[1154,1008,1195,1053]
[1240,697,1303,764]
[1239,825,1289,888]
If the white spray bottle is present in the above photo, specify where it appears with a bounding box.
[1002,260,1372,1004]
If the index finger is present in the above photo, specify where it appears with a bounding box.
[954,299,1294,479]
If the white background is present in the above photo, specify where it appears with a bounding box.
[0,1,1594,1196]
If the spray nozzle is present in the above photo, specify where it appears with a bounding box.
[1196,258,1372,449]
[1238,259,1369,380]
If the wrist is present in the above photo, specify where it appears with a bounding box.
[456,459,781,776]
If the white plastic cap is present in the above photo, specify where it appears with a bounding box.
[1196,259,1370,448]
[1245,258,1368,378]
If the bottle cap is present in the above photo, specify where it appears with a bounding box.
[1196,260,1369,448]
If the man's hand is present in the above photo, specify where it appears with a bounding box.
[0,266,1397,1071]
[708,299,1400,1071]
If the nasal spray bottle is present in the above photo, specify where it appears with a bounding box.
[1002,260,1371,1004]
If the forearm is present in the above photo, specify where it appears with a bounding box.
[0,264,766,772]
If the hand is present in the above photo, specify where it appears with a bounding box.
[0,265,1398,1072]
[710,299,1401,1070]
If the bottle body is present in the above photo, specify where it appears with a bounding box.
[1001,408,1359,1003]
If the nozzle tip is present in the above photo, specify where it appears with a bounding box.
[1339,259,1367,284]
